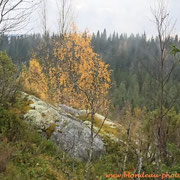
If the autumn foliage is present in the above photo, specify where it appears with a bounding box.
[21,32,111,112]
[20,56,48,101]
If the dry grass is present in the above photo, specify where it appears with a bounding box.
[78,114,121,138]
[0,141,13,173]
[46,123,57,138]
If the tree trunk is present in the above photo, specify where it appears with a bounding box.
[84,111,94,180]
[137,156,143,180]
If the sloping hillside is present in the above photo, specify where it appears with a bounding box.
[0,93,127,179]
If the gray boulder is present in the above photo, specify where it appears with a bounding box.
[51,115,105,160]
[22,93,105,161]
[59,104,87,117]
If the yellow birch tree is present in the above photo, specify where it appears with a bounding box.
[20,56,48,101]
[52,32,111,112]
[52,32,111,177]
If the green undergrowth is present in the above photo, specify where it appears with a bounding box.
[0,94,130,179]
[0,95,85,180]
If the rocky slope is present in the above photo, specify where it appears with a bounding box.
[22,93,105,161]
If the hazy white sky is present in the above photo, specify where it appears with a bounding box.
[30,0,180,36]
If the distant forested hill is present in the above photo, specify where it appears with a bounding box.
[92,30,180,111]
[1,30,180,111]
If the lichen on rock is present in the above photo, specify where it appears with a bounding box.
[22,93,105,161]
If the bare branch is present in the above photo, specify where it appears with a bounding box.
[0,0,40,34]
[39,0,48,34]
[93,111,108,139]
[56,0,75,35]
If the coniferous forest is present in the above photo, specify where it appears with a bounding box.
[1,31,180,111]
